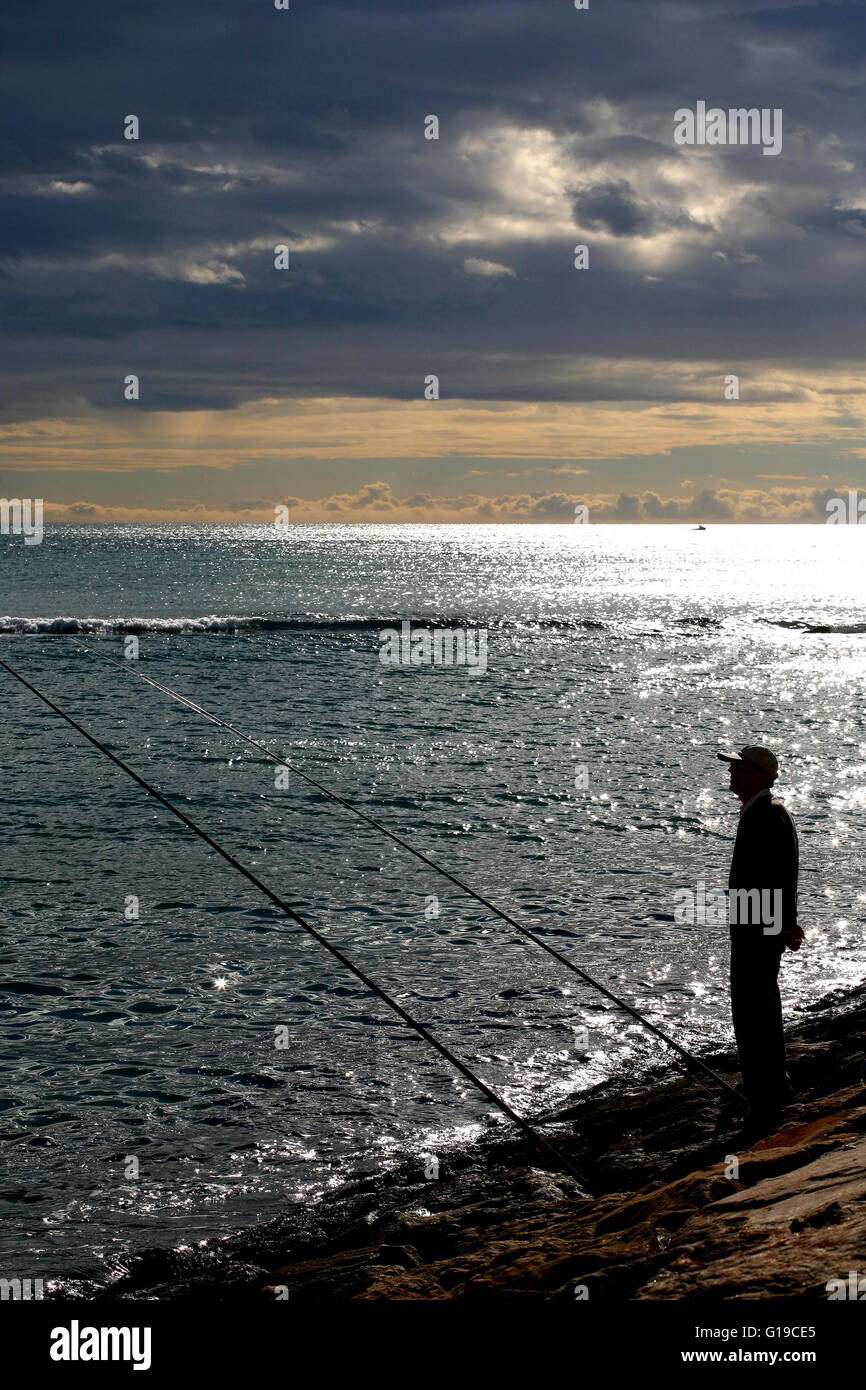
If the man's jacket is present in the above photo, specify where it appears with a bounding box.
[728,791,799,941]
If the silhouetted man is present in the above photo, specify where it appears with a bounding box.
[717,745,803,1131]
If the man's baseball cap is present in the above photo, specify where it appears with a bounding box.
[717,745,779,780]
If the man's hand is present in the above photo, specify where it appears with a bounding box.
[784,926,805,951]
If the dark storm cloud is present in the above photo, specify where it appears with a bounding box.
[572,179,711,237]
[0,0,864,419]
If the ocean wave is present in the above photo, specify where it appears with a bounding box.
[756,618,811,630]
[0,614,611,636]
[804,622,866,634]
[757,618,866,635]
[673,616,723,629]
[0,615,386,636]
[0,612,740,637]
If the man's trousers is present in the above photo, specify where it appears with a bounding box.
[730,932,792,1112]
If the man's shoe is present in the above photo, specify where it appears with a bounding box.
[715,1099,749,1132]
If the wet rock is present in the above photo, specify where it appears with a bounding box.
[57,983,866,1301]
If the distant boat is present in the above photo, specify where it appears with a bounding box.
[694,524,706,531]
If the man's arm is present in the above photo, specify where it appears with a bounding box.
[773,807,803,950]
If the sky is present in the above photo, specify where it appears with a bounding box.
[1,0,864,523]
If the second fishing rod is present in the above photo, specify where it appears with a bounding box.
[78,641,746,1107]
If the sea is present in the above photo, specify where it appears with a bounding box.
[0,522,864,1281]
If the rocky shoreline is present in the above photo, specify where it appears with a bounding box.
[60,982,866,1300]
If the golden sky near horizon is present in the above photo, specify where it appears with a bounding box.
[1,377,863,522]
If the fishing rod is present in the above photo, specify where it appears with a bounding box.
[0,655,584,1182]
[77,642,746,1107]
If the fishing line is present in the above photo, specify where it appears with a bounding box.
[0,655,584,1180]
[76,642,746,1107]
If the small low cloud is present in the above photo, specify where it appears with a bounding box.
[463,257,516,279]
[40,180,95,196]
